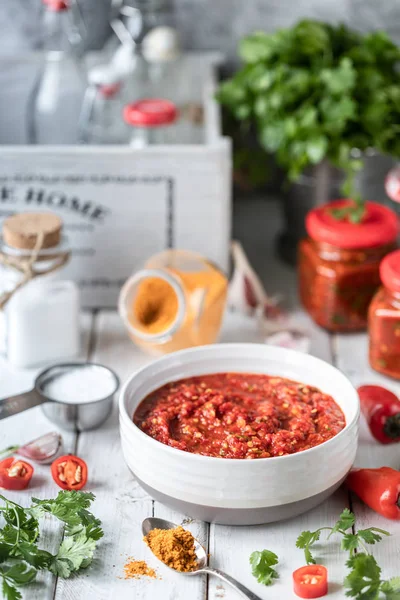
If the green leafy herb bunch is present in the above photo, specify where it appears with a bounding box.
[217,19,400,199]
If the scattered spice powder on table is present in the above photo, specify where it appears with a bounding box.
[123,558,158,580]
[144,526,198,572]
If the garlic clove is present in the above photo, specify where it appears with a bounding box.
[228,241,271,314]
[18,432,63,464]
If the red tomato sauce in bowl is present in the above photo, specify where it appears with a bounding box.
[133,373,346,459]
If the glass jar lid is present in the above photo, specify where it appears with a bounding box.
[306,200,398,249]
[123,99,178,128]
[380,250,400,293]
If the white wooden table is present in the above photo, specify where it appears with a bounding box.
[1,199,400,599]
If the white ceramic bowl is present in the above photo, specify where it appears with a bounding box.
[119,344,359,525]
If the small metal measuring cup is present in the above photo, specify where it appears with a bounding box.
[0,363,120,431]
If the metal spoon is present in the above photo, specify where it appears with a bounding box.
[142,518,263,600]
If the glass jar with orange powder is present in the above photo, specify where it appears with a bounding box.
[298,200,398,332]
[118,250,228,355]
[369,250,400,379]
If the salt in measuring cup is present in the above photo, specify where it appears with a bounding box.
[0,362,119,431]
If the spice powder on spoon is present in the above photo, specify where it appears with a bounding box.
[144,525,198,572]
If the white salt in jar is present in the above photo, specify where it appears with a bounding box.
[0,212,80,367]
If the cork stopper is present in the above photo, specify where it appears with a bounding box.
[3,212,62,250]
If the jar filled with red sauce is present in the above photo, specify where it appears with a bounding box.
[298,200,398,332]
[369,250,400,379]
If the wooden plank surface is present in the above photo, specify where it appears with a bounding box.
[1,308,400,599]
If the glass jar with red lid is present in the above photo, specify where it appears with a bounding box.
[298,200,398,332]
[369,250,400,379]
[123,98,178,147]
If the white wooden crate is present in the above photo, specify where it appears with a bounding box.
[0,52,231,307]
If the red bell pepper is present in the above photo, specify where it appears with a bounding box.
[0,457,34,490]
[357,385,400,444]
[293,565,328,598]
[51,455,88,490]
[346,467,400,520]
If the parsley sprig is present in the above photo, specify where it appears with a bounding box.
[297,509,398,600]
[249,550,279,586]
[296,508,389,565]
[345,554,400,600]
[0,491,103,600]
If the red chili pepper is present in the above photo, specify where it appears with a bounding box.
[0,457,34,490]
[346,467,400,520]
[293,565,328,598]
[357,385,400,444]
[51,455,87,491]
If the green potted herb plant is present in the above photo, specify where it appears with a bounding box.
[217,19,400,261]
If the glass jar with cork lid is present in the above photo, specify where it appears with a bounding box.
[118,249,228,355]
[0,212,80,367]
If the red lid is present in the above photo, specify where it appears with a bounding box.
[380,250,400,292]
[98,83,121,98]
[123,99,177,127]
[43,0,69,10]
[306,200,398,249]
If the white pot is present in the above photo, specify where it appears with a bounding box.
[119,344,359,525]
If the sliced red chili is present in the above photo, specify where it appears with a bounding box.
[293,565,328,599]
[51,455,87,491]
[0,457,34,491]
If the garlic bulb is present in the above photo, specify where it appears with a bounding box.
[142,27,181,63]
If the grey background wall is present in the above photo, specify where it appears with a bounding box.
[1,0,400,66]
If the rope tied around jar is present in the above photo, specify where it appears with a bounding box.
[0,212,71,310]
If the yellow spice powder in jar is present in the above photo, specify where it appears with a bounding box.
[121,250,228,355]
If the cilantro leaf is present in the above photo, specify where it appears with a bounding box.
[249,550,279,586]
[344,553,381,599]
[358,528,388,545]
[342,533,360,554]
[31,491,103,540]
[55,532,96,573]
[0,543,11,563]
[2,564,36,586]
[296,530,321,564]
[331,508,355,534]
[49,557,74,579]
[381,577,400,600]
[14,542,53,569]
[1,579,21,600]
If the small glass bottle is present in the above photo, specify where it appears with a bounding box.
[79,66,126,144]
[369,250,400,379]
[118,249,228,355]
[298,200,398,332]
[123,98,177,147]
[30,0,87,145]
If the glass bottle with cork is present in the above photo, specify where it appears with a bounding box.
[298,200,398,332]
[369,250,400,379]
[0,212,80,367]
[118,249,228,355]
